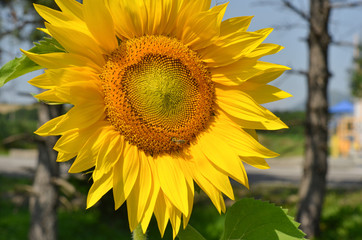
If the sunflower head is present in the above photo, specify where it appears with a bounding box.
[24,0,291,238]
[100,35,215,156]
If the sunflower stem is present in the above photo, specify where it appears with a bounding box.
[132,224,147,240]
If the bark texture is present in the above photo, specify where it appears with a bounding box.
[296,0,331,238]
[29,103,62,240]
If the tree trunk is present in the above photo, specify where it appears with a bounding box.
[29,103,63,240]
[296,0,331,238]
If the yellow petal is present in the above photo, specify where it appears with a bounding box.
[155,155,189,216]
[224,112,287,130]
[197,132,249,187]
[52,81,103,106]
[45,23,105,66]
[154,192,170,237]
[21,50,100,71]
[113,143,140,210]
[188,163,224,213]
[34,89,65,103]
[182,181,194,229]
[106,0,138,39]
[29,71,56,89]
[29,67,99,90]
[220,16,253,36]
[68,125,113,173]
[212,119,279,159]
[247,43,284,59]
[180,4,228,50]
[177,0,212,24]
[34,80,103,106]
[169,207,182,239]
[216,88,287,127]
[87,170,113,208]
[35,115,65,136]
[144,0,178,35]
[55,0,83,19]
[34,3,87,32]
[192,148,234,199]
[112,159,126,210]
[93,133,122,182]
[54,130,81,153]
[211,58,260,85]
[83,0,118,53]
[42,104,105,136]
[192,0,212,12]
[242,84,292,104]
[127,188,140,231]
[171,160,194,229]
[212,61,289,86]
[241,156,270,169]
[126,152,152,230]
[200,30,272,67]
[35,3,71,24]
[140,158,160,232]
[219,193,226,213]
[122,145,140,203]
[38,28,50,36]
[56,151,76,162]
[244,63,291,85]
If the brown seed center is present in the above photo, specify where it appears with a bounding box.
[100,35,215,156]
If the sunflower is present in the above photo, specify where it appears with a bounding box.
[23,0,291,238]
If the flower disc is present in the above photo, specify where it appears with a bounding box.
[100,36,215,156]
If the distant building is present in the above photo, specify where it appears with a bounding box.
[329,99,362,157]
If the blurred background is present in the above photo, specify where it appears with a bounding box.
[0,0,362,239]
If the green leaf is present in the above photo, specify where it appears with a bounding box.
[221,198,307,240]
[0,37,65,88]
[177,225,207,240]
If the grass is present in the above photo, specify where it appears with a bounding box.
[0,149,9,155]
[1,176,362,240]
[257,111,306,157]
[258,133,304,157]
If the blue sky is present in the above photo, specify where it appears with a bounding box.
[1,0,362,111]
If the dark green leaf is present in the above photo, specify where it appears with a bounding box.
[221,198,307,240]
[177,224,207,240]
[0,37,65,88]
[31,37,65,54]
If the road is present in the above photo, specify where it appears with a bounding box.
[245,156,362,188]
[1,149,361,188]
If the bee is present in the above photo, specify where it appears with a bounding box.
[171,137,187,145]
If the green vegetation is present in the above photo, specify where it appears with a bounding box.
[0,106,38,153]
[1,176,361,240]
[258,111,305,157]
[350,45,362,98]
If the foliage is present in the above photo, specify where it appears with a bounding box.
[0,106,38,151]
[2,176,362,240]
[258,111,305,157]
[351,69,362,98]
[177,225,206,240]
[350,46,362,98]
[319,189,362,240]
[259,133,304,157]
[220,198,305,240]
[0,37,65,88]
[263,111,306,136]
